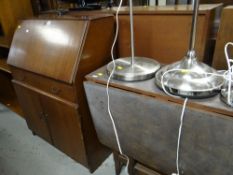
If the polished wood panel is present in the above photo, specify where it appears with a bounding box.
[41,92,87,166]
[11,68,77,103]
[116,5,219,64]
[73,16,114,171]
[13,81,52,143]
[0,0,33,48]
[212,6,233,70]
[80,5,220,15]
[7,20,87,83]
[13,79,88,166]
[0,58,11,73]
[8,16,114,173]
[201,0,233,6]
[118,14,209,64]
[51,4,220,64]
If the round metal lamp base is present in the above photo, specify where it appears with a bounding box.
[107,57,160,81]
[221,88,233,107]
[157,86,220,99]
[155,57,224,99]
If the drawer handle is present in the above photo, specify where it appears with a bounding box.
[50,86,60,94]
[39,112,46,122]
[39,112,48,122]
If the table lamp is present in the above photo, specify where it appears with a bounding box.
[155,0,224,98]
[107,0,160,81]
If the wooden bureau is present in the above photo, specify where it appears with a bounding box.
[7,15,114,172]
[114,5,221,64]
[41,4,221,65]
[212,6,233,70]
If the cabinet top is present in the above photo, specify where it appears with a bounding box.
[85,66,233,117]
[225,5,233,9]
[38,4,222,17]
[71,4,221,15]
[106,4,222,15]
[7,19,88,83]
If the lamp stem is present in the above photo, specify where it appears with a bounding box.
[188,0,199,59]
[129,0,135,66]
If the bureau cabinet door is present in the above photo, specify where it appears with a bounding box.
[12,81,52,143]
[40,95,87,166]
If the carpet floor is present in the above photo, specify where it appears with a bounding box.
[0,103,119,175]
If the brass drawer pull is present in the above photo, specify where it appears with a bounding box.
[39,112,48,122]
[39,112,46,122]
[50,86,60,94]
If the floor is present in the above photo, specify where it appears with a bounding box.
[0,72,23,116]
[0,103,124,175]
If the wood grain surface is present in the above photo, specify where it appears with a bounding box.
[212,6,233,70]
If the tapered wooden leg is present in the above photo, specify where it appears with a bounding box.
[127,156,135,175]
[114,151,124,175]
[114,151,136,175]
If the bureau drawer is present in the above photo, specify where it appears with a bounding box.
[11,68,77,103]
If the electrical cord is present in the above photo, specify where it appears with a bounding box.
[224,42,233,105]
[172,98,188,175]
[106,0,130,174]
[160,57,233,174]
[160,68,227,175]
[106,8,232,175]
[160,69,189,175]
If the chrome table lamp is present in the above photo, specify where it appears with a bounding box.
[107,0,160,81]
[155,0,224,98]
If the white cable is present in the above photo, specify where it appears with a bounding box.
[107,12,232,175]
[169,43,233,175]
[106,0,130,174]
[176,98,188,175]
[161,68,226,175]
[160,69,188,175]
[224,42,233,105]
[161,66,233,175]
[106,1,123,155]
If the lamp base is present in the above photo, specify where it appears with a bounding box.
[221,88,233,107]
[107,57,160,82]
[155,57,224,98]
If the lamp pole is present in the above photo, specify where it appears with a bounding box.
[129,0,135,66]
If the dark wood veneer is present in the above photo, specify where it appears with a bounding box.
[8,15,114,172]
